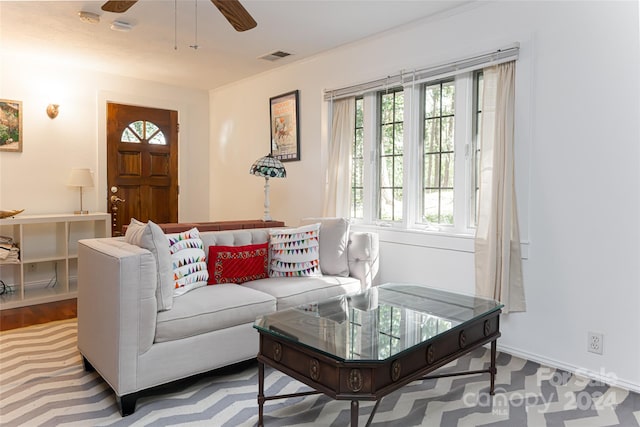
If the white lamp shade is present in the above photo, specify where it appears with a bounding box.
[67,168,94,188]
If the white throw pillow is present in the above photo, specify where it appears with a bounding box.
[300,217,350,277]
[269,223,322,277]
[125,218,174,311]
[166,228,208,297]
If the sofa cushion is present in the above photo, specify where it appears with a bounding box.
[154,284,276,343]
[207,242,269,284]
[269,223,322,278]
[242,276,361,310]
[300,217,350,277]
[125,218,174,312]
[166,228,209,297]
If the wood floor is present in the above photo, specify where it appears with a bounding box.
[0,298,77,331]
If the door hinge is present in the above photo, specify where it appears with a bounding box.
[177,185,180,195]
[177,123,180,132]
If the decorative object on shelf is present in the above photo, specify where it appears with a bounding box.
[0,99,22,152]
[269,90,300,161]
[0,209,25,219]
[0,234,19,264]
[250,154,286,222]
[0,242,19,263]
[67,168,94,214]
[46,104,59,119]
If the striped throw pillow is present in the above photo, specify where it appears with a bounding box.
[269,223,322,277]
[166,228,208,297]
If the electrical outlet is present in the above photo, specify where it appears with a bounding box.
[27,263,37,273]
[588,332,603,355]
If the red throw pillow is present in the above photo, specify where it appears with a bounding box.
[207,242,268,284]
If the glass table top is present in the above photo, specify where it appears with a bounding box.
[254,283,503,363]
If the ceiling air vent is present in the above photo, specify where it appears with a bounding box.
[259,50,293,62]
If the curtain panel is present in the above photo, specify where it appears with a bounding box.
[475,61,526,313]
[323,97,355,217]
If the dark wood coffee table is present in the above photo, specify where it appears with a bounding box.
[254,283,503,426]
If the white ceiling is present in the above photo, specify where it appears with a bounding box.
[1,0,471,90]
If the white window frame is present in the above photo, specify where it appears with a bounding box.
[351,72,479,237]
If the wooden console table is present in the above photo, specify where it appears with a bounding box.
[121,219,285,235]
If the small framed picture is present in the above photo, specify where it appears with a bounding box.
[0,99,23,152]
[270,90,300,161]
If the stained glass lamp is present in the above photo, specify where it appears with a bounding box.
[250,154,286,221]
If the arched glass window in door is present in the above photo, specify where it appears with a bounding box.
[120,120,166,145]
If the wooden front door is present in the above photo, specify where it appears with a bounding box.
[107,103,178,236]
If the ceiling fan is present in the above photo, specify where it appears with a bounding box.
[101,0,257,32]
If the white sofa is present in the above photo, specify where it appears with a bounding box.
[77,220,379,416]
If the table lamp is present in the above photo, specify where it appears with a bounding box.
[67,168,94,214]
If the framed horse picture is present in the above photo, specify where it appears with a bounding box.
[269,90,300,161]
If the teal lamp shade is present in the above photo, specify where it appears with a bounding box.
[250,154,286,178]
[250,154,286,221]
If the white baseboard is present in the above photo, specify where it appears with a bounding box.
[498,343,640,394]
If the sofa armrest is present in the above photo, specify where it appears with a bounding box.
[347,231,380,290]
[77,238,158,396]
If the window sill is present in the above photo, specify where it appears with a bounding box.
[351,223,529,259]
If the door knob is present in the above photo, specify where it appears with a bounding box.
[110,195,126,203]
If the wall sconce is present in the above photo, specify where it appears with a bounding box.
[46,104,59,119]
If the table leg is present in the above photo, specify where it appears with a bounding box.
[258,361,265,426]
[489,339,497,395]
[351,400,359,427]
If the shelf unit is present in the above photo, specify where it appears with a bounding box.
[0,213,110,310]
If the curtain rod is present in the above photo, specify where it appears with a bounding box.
[324,43,520,101]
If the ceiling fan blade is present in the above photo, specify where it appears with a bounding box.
[101,1,139,13]
[211,0,257,32]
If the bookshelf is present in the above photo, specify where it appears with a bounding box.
[0,213,110,310]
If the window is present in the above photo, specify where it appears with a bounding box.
[120,120,166,145]
[378,88,404,222]
[348,71,484,234]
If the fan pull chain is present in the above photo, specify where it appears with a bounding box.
[190,0,199,50]
[174,0,178,50]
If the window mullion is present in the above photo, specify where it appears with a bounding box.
[362,93,377,224]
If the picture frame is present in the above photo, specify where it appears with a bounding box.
[0,99,22,152]
[270,90,300,161]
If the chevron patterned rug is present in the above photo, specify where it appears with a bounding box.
[1,319,639,427]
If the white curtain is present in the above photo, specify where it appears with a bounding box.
[323,97,355,217]
[475,61,526,313]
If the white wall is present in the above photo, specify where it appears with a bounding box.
[0,53,210,222]
[210,1,640,391]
